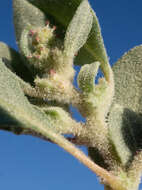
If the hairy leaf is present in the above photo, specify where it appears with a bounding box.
[0,58,58,133]
[27,0,109,72]
[109,45,142,165]
[77,62,100,93]
[42,106,80,135]
[109,104,136,165]
[64,0,93,57]
[0,58,80,137]
[0,42,33,83]
[13,0,46,45]
[112,45,142,113]
[0,59,90,166]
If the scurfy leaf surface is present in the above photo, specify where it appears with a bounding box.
[109,45,142,166]
[27,0,109,69]
[0,58,58,133]
[13,0,46,44]
[0,42,33,83]
[109,104,136,165]
[112,45,142,113]
[64,0,93,57]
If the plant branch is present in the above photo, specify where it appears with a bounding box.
[0,125,88,146]
[34,124,126,190]
[127,150,142,187]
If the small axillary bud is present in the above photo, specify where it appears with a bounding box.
[39,47,44,51]
[35,55,40,59]
[35,36,40,43]
[74,52,78,56]
[27,55,32,59]
[50,69,56,76]
[52,26,56,31]
[29,29,36,36]
[46,20,50,26]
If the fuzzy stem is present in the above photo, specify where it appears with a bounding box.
[127,151,142,190]
[34,124,126,190]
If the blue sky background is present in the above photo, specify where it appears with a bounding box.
[0,0,142,190]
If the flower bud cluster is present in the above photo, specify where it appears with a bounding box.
[26,23,62,73]
[24,23,76,104]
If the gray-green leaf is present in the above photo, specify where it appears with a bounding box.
[27,0,109,70]
[109,104,136,166]
[64,0,93,57]
[0,42,33,83]
[109,45,142,165]
[0,58,57,133]
[77,62,100,93]
[112,45,142,113]
[13,0,46,45]
[0,58,85,159]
